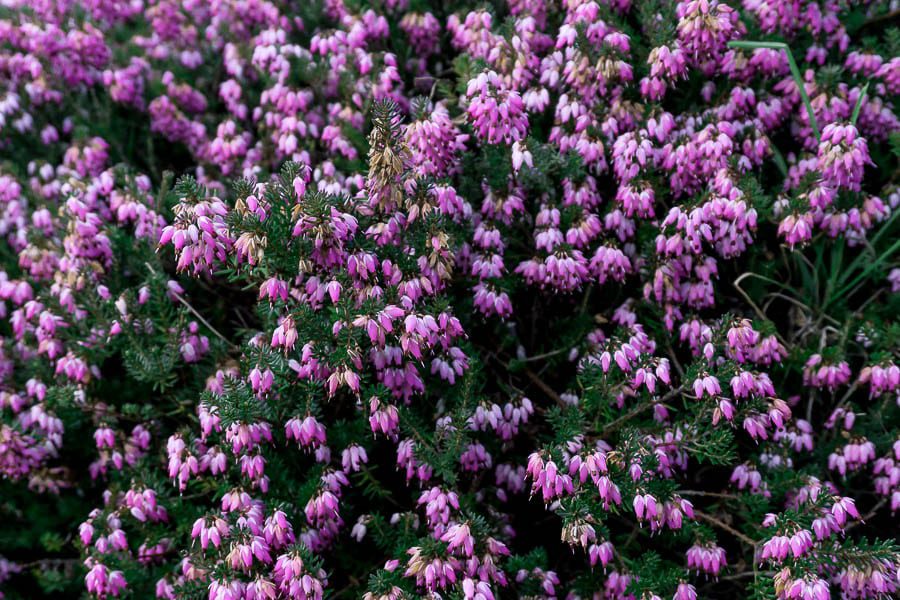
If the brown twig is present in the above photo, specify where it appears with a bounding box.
[597,402,654,437]
[845,498,887,531]
[17,557,80,570]
[522,366,566,408]
[678,490,740,500]
[594,383,687,438]
[694,510,757,548]
[521,347,570,363]
[733,273,791,349]
[145,262,237,350]
[859,9,899,31]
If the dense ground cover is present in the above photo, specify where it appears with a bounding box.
[1,0,899,598]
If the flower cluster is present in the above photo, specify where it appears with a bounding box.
[0,1,898,600]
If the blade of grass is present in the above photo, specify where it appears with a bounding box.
[734,271,801,296]
[829,238,900,307]
[836,209,900,289]
[728,41,820,142]
[868,208,900,247]
[824,240,845,306]
[770,142,789,177]
[850,82,869,126]
[793,251,820,302]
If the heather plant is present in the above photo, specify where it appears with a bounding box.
[0,1,899,599]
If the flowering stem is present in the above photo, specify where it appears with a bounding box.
[728,41,820,142]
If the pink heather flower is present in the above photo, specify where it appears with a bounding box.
[781,573,830,600]
[285,415,327,449]
[461,578,496,600]
[191,516,229,550]
[441,522,475,557]
[460,442,492,471]
[271,316,298,351]
[273,552,326,599]
[803,355,851,391]
[588,540,615,569]
[730,463,767,495]
[837,560,898,597]
[85,562,127,597]
[404,545,458,591]
[259,277,289,303]
[368,397,400,437]
[469,397,533,441]
[341,444,368,472]
[305,489,340,526]
[777,212,814,248]
[632,493,659,522]
[526,453,574,504]
[473,282,513,318]
[264,510,296,549]
[676,0,740,66]
[158,198,233,275]
[511,140,533,172]
[830,496,861,528]
[761,534,791,563]
[418,486,460,528]
[404,102,469,177]
[399,12,441,56]
[94,426,115,449]
[3,5,900,600]
[649,45,688,80]
[466,71,528,145]
[817,123,872,192]
[673,582,697,600]
[396,438,433,483]
[687,543,726,576]
[612,131,653,182]
[249,366,274,395]
[858,362,900,397]
[692,374,721,399]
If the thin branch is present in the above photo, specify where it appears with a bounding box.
[845,498,887,531]
[521,347,570,363]
[145,262,237,350]
[665,339,685,378]
[678,490,740,500]
[859,9,900,31]
[718,570,775,581]
[522,366,566,408]
[733,272,791,349]
[694,510,757,548]
[17,557,80,570]
[596,384,687,438]
[597,402,654,438]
